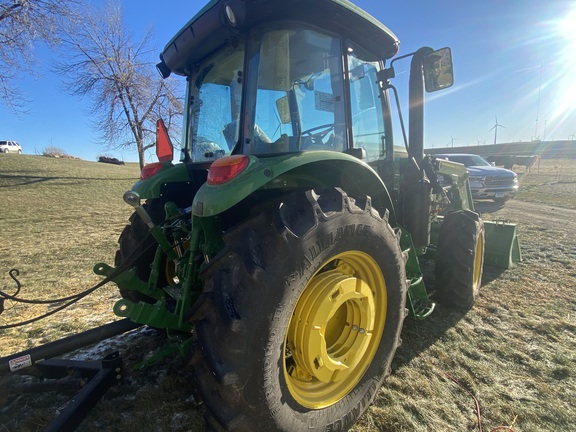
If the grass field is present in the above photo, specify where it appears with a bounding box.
[0,154,574,431]
[0,155,140,353]
[514,157,576,207]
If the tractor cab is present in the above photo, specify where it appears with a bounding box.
[156,0,452,170]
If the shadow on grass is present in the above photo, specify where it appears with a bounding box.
[393,260,506,369]
[479,265,508,285]
[474,200,507,215]
[394,305,466,368]
[0,174,58,187]
[0,174,136,188]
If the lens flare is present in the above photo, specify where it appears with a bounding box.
[557,9,576,47]
[542,7,576,139]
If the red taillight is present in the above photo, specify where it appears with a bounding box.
[141,162,164,180]
[207,155,250,185]
[156,119,174,162]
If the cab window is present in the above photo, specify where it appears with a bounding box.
[347,45,385,162]
[251,27,345,154]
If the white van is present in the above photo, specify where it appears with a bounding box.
[0,141,22,154]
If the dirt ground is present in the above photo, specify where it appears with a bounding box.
[475,199,576,237]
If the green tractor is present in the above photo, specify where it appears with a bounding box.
[95,0,521,430]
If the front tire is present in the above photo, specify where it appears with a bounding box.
[190,188,407,431]
[434,210,485,310]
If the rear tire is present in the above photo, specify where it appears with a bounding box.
[435,210,485,310]
[190,188,407,432]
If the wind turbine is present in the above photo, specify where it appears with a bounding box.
[489,116,505,145]
[449,135,457,147]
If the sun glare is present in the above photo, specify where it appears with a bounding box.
[557,9,576,48]
[547,6,576,137]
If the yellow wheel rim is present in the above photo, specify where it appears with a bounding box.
[473,233,484,289]
[284,251,387,409]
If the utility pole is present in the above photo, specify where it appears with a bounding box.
[534,63,543,140]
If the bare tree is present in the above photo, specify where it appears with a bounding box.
[54,1,183,169]
[0,0,79,112]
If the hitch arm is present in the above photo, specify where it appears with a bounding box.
[0,319,141,376]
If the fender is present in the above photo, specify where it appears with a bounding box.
[130,163,192,200]
[192,151,396,223]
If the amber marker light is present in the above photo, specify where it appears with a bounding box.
[207,155,250,185]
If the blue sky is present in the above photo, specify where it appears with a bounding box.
[1,0,575,162]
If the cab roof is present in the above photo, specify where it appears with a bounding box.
[160,0,400,76]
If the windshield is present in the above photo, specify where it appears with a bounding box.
[183,26,389,161]
[442,154,491,167]
[185,40,245,163]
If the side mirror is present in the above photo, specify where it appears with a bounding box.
[423,47,454,92]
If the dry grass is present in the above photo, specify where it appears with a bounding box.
[0,155,139,354]
[514,157,576,207]
[1,155,575,431]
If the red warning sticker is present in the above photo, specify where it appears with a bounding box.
[9,354,32,372]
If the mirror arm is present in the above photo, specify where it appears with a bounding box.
[386,83,409,152]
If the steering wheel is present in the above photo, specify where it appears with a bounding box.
[301,123,334,148]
